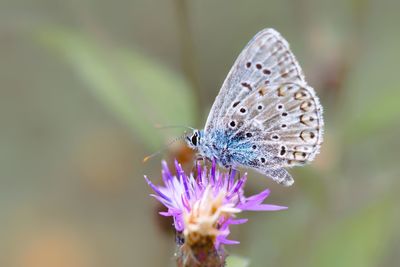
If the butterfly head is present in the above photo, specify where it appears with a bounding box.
[185,129,202,149]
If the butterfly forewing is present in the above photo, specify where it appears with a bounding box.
[205,28,305,132]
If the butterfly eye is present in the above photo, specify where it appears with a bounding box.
[191,135,198,146]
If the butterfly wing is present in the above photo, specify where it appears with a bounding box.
[204,28,305,132]
[204,28,323,186]
[224,82,323,185]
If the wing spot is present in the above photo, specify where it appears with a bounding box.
[240,108,246,113]
[272,134,280,140]
[264,80,270,85]
[241,82,252,91]
[280,68,294,79]
[277,104,283,110]
[300,101,313,111]
[280,146,286,156]
[294,152,306,160]
[300,131,316,141]
[246,62,251,68]
[252,145,257,149]
[282,112,288,117]
[229,121,236,128]
[300,115,307,125]
[281,124,287,128]
[258,88,267,96]
[295,90,309,100]
[260,157,266,163]
[256,63,262,69]
[263,69,271,75]
[232,101,240,108]
[278,86,286,97]
[257,105,263,110]
[246,133,252,138]
[300,114,316,126]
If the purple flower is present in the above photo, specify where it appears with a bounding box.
[145,159,287,249]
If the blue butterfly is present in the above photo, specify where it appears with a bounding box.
[185,29,324,186]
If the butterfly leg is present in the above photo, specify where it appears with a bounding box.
[194,156,204,165]
[264,168,294,186]
[195,156,215,166]
[228,167,241,180]
[235,169,241,180]
[199,156,215,168]
[192,156,205,173]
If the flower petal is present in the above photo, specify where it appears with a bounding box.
[244,204,288,211]
[144,176,172,203]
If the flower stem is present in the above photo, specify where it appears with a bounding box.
[176,242,226,267]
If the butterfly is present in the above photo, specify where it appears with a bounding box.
[185,29,324,186]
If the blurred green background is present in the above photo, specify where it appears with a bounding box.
[1,0,400,266]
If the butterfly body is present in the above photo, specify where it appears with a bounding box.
[194,129,257,168]
[185,29,324,186]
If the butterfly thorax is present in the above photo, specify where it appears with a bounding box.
[188,129,256,168]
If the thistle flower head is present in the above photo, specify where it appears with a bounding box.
[145,160,287,249]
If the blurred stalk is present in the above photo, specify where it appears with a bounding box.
[291,0,312,31]
[174,0,202,126]
[176,245,225,267]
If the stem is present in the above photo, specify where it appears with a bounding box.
[174,0,202,126]
[176,243,226,267]
[175,231,226,267]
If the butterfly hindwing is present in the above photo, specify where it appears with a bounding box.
[224,82,323,171]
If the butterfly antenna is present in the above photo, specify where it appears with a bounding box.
[142,134,187,163]
[154,124,195,131]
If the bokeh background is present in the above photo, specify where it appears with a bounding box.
[1,0,400,266]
